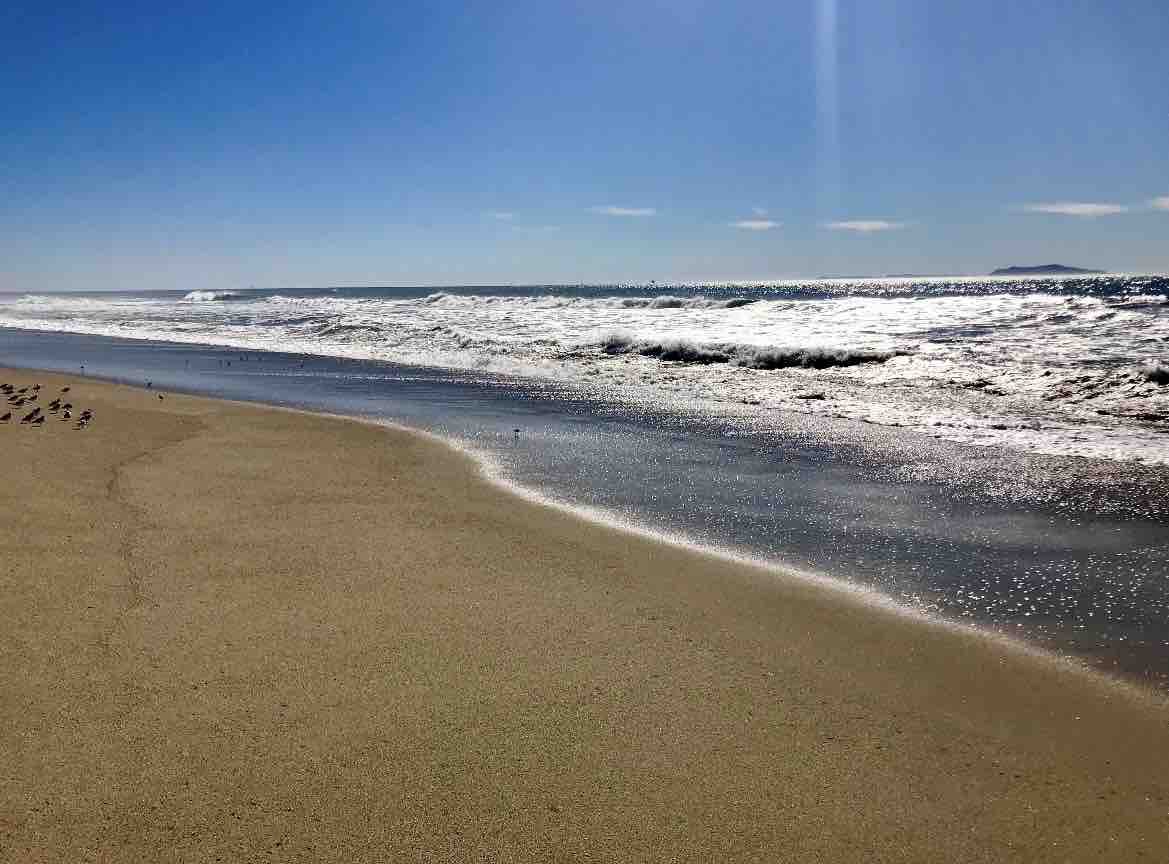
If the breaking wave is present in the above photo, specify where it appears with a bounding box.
[1141,360,1169,385]
[599,331,903,369]
[617,295,758,309]
[183,290,245,302]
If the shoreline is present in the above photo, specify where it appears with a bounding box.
[4,352,1166,696]
[3,366,1169,860]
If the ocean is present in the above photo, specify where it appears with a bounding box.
[2,275,1168,687]
[3,276,1168,465]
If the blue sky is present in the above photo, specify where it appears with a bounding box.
[3,0,1167,289]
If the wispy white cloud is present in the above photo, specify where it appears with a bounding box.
[589,205,656,217]
[825,220,904,233]
[731,219,781,231]
[486,211,515,221]
[511,224,561,233]
[1022,201,1128,216]
[751,206,769,216]
[1150,196,1169,212]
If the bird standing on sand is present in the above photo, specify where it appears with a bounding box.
[61,386,70,393]
[0,412,10,422]
[31,415,45,426]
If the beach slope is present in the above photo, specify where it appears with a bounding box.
[1,370,1166,862]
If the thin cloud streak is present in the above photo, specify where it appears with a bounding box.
[1022,202,1128,216]
[825,220,903,233]
[486,211,515,221]
[589,206,656,217]
[731,219,780,231]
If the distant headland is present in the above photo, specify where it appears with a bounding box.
[989,264,1104,276]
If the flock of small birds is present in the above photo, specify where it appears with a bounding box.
[1,383,94,430]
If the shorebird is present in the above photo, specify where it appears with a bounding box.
[62,403,72,410]
[60,386,70,393]
[31,415,44,426]
[31,384,40,391]
[20,410,38,423]
[48,399,60,411]
[62,410,72,420]
[0,412,10,422]
[158,393,164,400]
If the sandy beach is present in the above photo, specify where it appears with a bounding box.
[1,368,1167,862]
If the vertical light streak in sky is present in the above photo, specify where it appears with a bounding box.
[815,0,841,221]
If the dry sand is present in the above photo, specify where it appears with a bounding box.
[1,368,1167,862]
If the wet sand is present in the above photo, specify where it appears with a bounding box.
[1,368,1167,862]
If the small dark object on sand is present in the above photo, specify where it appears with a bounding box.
[61,386,70,393]
[31,415,44,426]
[0,412,10,422]
[158,393,165,400]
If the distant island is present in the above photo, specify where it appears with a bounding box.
[990,264,1104,276]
